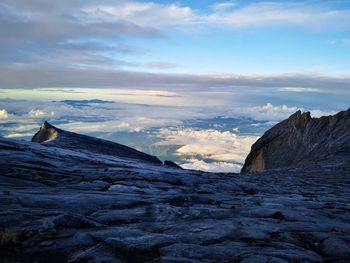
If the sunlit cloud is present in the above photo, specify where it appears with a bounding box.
[156,127,258,170]
[181,159,243,173]
[28,109,54,118]
[0,109,9,119]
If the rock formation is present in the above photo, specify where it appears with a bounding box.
[32,121,162,165]
[242,108,350,172]
[164,160,183,169]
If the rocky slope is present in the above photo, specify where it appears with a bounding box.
[1,121,350,262]
[32,121,162,165]
[242,108,350,172]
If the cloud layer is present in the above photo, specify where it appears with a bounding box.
[0,94,343,172]
[156,128,259,172]
[1,66,350,92]
[0,109,9,119]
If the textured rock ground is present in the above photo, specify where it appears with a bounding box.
[1,123,350,262]
[242,108,350,172]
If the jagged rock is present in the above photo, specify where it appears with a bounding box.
[242,108,350,172]
[32,121,162,164]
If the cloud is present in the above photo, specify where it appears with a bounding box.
[0,97,340,172]
[156,128,258,167]
[4,132,34,138]
[278,87,322,93]
[181,159,242,173]
[81,2,196,28]
[0,1,163,68]
[59,118,182,133]
[212,2,238,12]
[144,61,180,69]
[76,1,350,30]
[1,65,350,92]
[225,103,334,121]
[0,109,9,119]
[206,2,350,30]
[1,0,350,71]
[28,109,54,118]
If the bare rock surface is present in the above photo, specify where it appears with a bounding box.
[242,108,350,172]
[32,121,162,165]
[1,123,350,262]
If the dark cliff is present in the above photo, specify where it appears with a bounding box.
[242,108,350,172]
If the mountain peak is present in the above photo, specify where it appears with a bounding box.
[242,108,350,172]
[32,121,60,143]
[31,121,162,164]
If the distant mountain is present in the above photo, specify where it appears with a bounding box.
[32,121,162,165]
[242,108,350,172]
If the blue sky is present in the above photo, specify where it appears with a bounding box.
[0,0,349,172]
[127,1,350,75]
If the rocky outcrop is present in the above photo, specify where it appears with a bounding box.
[32,121,162,165]
[242,108,350,172]
[164,160,183,169]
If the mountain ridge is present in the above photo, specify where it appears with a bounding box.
[31,121,162,165]
[242,108,350,172]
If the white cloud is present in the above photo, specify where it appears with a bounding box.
[82,2,197,28]
[156,128,258,166]
[4,132,34,138]
[59,121,134,133]
[309,109,334,118]
[181,159,242,173]
[59,118,182,133]
[28,109,54,118]
[279,87,321,93]
[207,2,350,30]
[0,109,9,119]
[80,1,350,30]
[225,103,334,121]
[227,103,338,123]
[212,2,238,12]
[226,103,300,121]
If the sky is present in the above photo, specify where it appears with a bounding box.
[0,0,350,172]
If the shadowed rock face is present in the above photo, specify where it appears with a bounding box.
[31,121,162,165]
[242,108,350,172]
[32,122,59,143]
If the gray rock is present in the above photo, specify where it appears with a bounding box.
[242,108,350,172]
